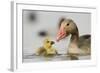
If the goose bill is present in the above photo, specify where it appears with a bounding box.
[56,26,67,42]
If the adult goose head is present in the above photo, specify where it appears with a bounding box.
[56,18,91,60]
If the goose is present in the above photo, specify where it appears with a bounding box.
[56,18,91,60]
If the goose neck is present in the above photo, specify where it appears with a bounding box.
[70,33,79,45]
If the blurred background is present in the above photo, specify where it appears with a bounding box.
[22,10,91,59]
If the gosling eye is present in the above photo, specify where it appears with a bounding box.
[66,23,69,26]
[46,41,49,43]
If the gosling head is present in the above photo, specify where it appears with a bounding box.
[43,38,55,49]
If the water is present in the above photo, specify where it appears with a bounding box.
[23,54,90,62]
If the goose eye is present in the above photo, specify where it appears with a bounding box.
[67,23,69,26]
